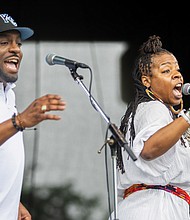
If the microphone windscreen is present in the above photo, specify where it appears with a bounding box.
[45,53,56,65]
[182,83,190,95]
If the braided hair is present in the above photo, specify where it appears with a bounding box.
[117,35,175,173]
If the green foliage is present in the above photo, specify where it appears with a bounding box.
[21,183,101,220]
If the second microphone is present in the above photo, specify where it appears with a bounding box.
[46,53,89,69]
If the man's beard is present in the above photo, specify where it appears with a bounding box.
[0,71,18,83]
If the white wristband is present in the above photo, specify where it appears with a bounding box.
[178,109,190,125]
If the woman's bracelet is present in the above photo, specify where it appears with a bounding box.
[178,109,190,125]
[11,113,25,131]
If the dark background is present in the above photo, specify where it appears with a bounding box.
[1,1,190,107]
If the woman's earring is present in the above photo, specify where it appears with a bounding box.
[145,88,155,101]
[145,88,163,103]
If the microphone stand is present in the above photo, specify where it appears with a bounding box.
[68,66,137,220]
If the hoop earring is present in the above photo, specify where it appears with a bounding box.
[169,99,183,115]
[145,88,163,103]
[145,88,155,100]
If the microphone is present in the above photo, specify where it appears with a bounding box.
[45,53,89,69]
[182,83,190,95]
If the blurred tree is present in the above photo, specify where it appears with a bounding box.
[21,182,102,220]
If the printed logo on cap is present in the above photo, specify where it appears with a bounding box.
[0,14,17,27]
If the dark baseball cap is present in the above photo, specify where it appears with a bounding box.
[0,13,34,40]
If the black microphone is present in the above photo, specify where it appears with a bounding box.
[45,53,89,69]
[182,83,190,95]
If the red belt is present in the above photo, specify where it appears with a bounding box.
[124,183,190,204]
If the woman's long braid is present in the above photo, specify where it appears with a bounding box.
[117,67,152,173]
[117,35,171,173]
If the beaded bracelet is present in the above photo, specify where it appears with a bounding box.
[178,109,190,125]
[17,113,25,130]
[11,113,25,131]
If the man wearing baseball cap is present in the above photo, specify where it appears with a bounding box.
[0,13,66,220]
[0,13,34,40]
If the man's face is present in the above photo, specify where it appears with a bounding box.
[0,30,23,84]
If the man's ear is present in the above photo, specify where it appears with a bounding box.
[141,75,151,88]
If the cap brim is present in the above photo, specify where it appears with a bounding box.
[13,27,34,40]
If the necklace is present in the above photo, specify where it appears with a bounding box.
[145,88,183,115]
